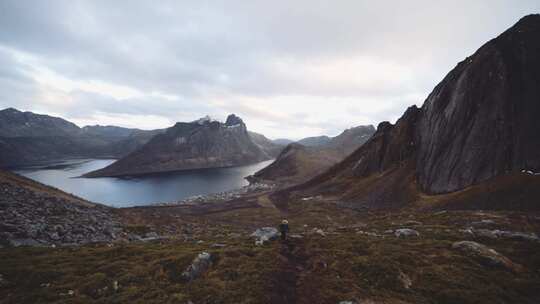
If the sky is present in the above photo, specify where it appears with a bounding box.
[0,1,539,139]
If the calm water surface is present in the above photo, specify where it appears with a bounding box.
[15,159,273,207]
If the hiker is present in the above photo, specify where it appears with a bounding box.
[279,219,289,241]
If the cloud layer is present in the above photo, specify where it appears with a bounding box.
[1,1,538,139]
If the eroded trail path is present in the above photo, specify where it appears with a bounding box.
[268,239,309,304]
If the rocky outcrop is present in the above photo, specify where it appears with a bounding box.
[0,170,122,247]
[85,114,272,177]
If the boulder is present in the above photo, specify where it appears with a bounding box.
[394,229,419,238]
[251,227,279,245]
[452,241,523,272]
[181,252,213,282]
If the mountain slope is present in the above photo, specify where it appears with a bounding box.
[278,14,540,210]
[297,135,331,147]
[0,169,121,247]
[0,107,80,137]
[248,131,285,158]
[0,108,163,167]
[85,114,273,177]
[249,125,375,186]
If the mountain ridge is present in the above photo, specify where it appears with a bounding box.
[84,114,280,177]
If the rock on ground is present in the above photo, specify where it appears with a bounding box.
[452,241,523,272]
[181,252,213,282]
[251,227,279,245]
[394,228,419,238]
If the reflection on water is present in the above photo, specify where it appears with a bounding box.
[14,159,273,208]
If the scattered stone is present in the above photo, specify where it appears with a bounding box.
[112,280,119,292]
[289,234,304,239]
[251,227,279,245]
[394,229,420,238]
[452,241,523,272]
[144,232,159,238]
[0,181,122,247]
[211,243,227,248]
[60,290,75,296]
[181,252,213,282]
[313,228,326,237]
[398,270,412,289]
[434,210,447,215]
[338,301,356,304]
[384,229,394,234]
[459,228,475,236]
[472,229,539,242]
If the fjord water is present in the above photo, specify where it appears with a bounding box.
[15,159,273,207]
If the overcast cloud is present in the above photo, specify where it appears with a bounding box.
[0,1,538,139]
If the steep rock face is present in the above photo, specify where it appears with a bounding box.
[85,114,271,177]
[279,14,540,209]
[416,14,540,193]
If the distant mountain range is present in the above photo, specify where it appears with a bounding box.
[0,108,164,167]
[277,14,540,211]
[83,114,282,177]
[248,125,375,186]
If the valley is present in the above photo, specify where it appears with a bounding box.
[1,9,540,304]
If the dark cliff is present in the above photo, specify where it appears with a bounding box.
[278,14,540,209]
[416,14,540,193]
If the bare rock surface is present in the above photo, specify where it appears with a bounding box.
[452,241,523,272]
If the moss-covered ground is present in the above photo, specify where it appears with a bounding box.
[1,197,540,303]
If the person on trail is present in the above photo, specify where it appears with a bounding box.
[279,219,289,241]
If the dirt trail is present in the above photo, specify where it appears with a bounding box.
[268,239,309,304]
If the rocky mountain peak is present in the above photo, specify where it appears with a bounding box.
[225,114,244,126]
